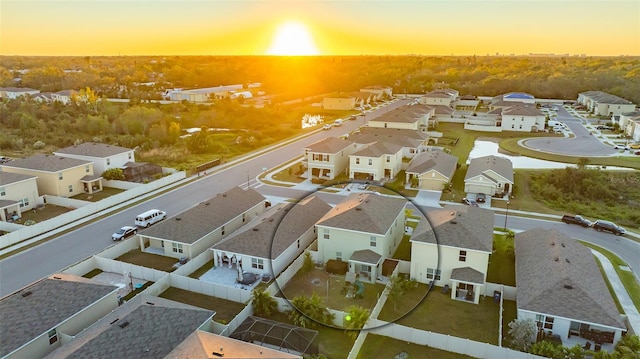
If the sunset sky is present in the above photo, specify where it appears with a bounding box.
[1,0,639,56]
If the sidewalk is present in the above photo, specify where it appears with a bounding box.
[591,249,640,335]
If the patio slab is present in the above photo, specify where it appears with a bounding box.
[198,264,262,291]
[90,271,145,297]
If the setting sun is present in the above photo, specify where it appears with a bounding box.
[266,21,319,56]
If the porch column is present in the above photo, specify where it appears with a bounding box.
[139,237,145,251]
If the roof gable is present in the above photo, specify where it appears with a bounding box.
[2,154,91,172]
[465,155,513,183]
[54,142,133,158]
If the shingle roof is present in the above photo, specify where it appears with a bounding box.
[504,92,535,100]
[46,295,214,359]
[214,196,331,259]
[0,87,38,92]
[465,155,514,183]
[349,129,426,148]
[351,141,403,157]
[580,91,634,105]
[406,150,458,178]
[138,187,265,244]
[502,104,542,116]
[0,199,18,208]
[350,249,382,265]
[372,103,433,123]
[451,267,485,285]
[0,274,118,357]
[305,137,355,154]
[431,104,455,115]
[515,228,626,330]
[54,142,133,158]
[359,127,430,140]
[411,205,493,252]
[1,154,91,172]
[316,192,407,235]
[0,172,36,186]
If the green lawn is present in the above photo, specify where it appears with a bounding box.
[71,187,125,202]
[392,234,412,261]
[159,287,246,323]
[358,335,475,359]
[501,300,517,346]
[115,249,178,272]
[188,260,213,279]
[486,233,516,286]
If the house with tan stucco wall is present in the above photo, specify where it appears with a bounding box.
[578,91,636,117]
[303,137,357,180]
[405,150,458,190]
[0,172,39,221]
[54,142,135,176]
[349,141,403,181]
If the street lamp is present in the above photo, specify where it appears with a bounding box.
[503,201,510,231]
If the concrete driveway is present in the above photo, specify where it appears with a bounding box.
[410,190,443,208]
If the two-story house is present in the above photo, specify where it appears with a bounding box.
[53,142,136,176]
[349,141,403,181]
[51,90,77,105]
[315,192,407,283]
[360,85,393,101]
[0,87,40,99]
[0,154,103,197]
[349,127,431,160]
[137,187,267,260]
[464,155,514,199]
[323,93,356,110]
[0,172,39,221]
[368,103,435,131]
[303,137,357,180]
[405,150,458,190]
[500,104,545,132]
[212,196,331,279]
[578,91,636,117]
[422,88,459,108]
[409,205,494,304]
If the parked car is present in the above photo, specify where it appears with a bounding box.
[475,193,486,203]
[462,198,479,207]
[322,124,332,130]
[112,226,137,241]
[592,220,626,236]
[614,144,630,150]
[630,143,640,149]
[561,214,592,228]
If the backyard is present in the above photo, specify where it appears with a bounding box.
[486,232,516,286]
[358,334,476,359]
[71,187,125,202]
[159,287,246,324]
[115,249,178,272]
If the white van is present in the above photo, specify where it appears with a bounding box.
[548,120,563,128]
[135,209,167,228]
[333,119,343,127]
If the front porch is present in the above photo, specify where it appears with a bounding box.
[348,249,382,284]
[80,175,103,194]
[450,267,485,304]
[0,200,21,222]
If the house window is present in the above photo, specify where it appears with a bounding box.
[128,153,132,160]
[58,172,63,180]
[48,329,58,345]
[323,228,330,240]
[544,316,554,330]
[355,158,360,165]
[336,252,342,261]
[511,124,515,129]
[426,268,441,280]
[297,239,300,249]
[19,198,29,207]
[386,155,390,163]
[370,236,376,247]
[106,159,111,165]
[242,213,246,222]
[252,258,264,269]
[368,158,372,166]
[221,226,225,236]
[459,250,467,262]
[0,187,5,196]
[85,165,90,173]
[68,185,73,193]
[172,243,183,254]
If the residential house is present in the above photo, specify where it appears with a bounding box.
[350,127,431,159]
[464,155,514,198]
[316,192,407,283]
[422,88,459,107]
[167,84,244,102]
[0,273,119,359]
[616,110,640,141]
[360,85,393,101]
[409,205,494,304]
[51,90,77,105]
[137,187,267,260]
[368,103,435,131]
[44,294,215,359]
[0,87,40,99]
[405,150,458,190]
[515,228,627,347]
[349,141,403,181]
[323,93,356,110]
[53,142,136,176]
[303,137,357,180]
[578,91,636,116]
[31,92,54,103]
[500,104,545,132]
[212,196,331,279]
[0,172,39,221]
[0,154,103,197]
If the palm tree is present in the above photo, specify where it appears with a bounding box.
[251,288,277,317]
[343,305,370,339]
[288,293,334,328]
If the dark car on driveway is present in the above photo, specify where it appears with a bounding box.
[592,220,626,236]
[462,198,479,207]
[475,193,486,203]
[112,226,137,241]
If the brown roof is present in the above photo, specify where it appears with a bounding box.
[305,137,355,154]
[406,150,458,178]
[0,172,36,186]
[350,249,382,265]
[465,155,513,183]
[350,128,427,148]
[351,141,403,158]
[515,228,626,330]
[372,103,433,124]
[316,192,407,235]
[451,267,485,285]
[1,154,91,172]
[54,142,133,158]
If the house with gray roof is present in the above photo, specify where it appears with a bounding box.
[350,127,432,159]
[54,142,135,175]
[422,88,459,108]
[51,90,77,105]
[316,192,407,283]
[409,205,494,304]
[0,172,39,221]
[360,85,393,100]
[0,87,40,99]
[405,150,458,190]
[515,229,626,347]
[137,186,267,260]
[368,103,435,131]
[323,92,358,110]
[578,91,636,117]
[349,141,403,181]
[616,110,640,140]
[0,154,103,197]
[500,104,545,132]
[303,137,357,180]
[212,196,331,279]
[44,294,215,359]
[0,273,119,359]
[464,155,513,199]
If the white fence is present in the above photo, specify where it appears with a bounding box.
[465,123,503,132]
[173,250,213,277]
[0,171,185,249]
[94,256,168,283]
[484,282,517,301]
[102,180,142,190]
[270,249,306,296]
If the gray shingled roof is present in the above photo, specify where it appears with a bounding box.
[138,187,265,244]
[214,196,331,259]
[350,249,382,265]
[316,192,407,235]
[411,205,493,252]
[451,267,484,285]
[0,172,36,186]
[351,141,403,157]
[305,137,355,154]
[431,104,454,115]
[359,127,430,140]
[0,199,18,208]
[54,142,132,158]
[349,131,425,148]
[55,297,214,359]
[515,228,626,330]
[502,104,542,116]
[580,91,634,105]
[1,154,91,172]
[372,103,433,124]
[465,155,514,183]
[0,274,118,357]
[406,150,458,178]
